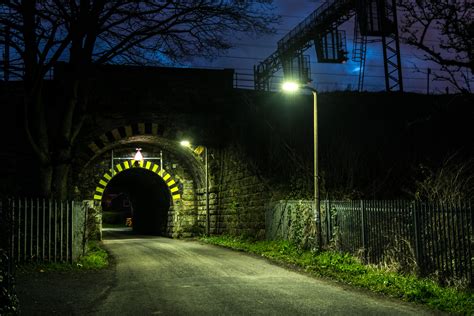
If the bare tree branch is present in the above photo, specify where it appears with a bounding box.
[0,0,278,198]
[399,0,473,93]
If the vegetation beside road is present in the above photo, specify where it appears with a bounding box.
[17,241,109,273]
[77,241,109,270]
[201,235,474,315]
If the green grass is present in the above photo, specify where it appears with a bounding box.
[76,241,109,269]
[17,241,109,273]
[201,235,474,315]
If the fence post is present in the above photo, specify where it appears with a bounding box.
[48,199,51,261]
[54,199,57,262]
[412,202,421,273]
[36,198,39,261]
[360,200,367,263]
[9,198,15,267]
[469,200,473,286]
[16,198,20,262]
[30,198,33,260]
[23,198,27,261]
[71,201,74,263]
[66,201,69,262]
[60,201,63,261]
[325,200,330,244]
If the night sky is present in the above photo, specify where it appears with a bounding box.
[0,0,467,93]
[191,0,452,94]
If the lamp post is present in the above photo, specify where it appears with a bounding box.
[180,141,210,236]
[282,81,322,251]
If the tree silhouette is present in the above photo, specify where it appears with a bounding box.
[0,0,277,198]
[399,0,473,93]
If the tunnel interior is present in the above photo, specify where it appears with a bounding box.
[101,168,171,235]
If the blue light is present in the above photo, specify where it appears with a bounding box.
[352,66,361,73]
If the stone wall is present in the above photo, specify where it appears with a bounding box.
[210,145,270,239]
[266,200,317,249]
[71,200,102,260]
[83,200,103,242]
[170,179,199,238]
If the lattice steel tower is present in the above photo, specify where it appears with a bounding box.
[254,0,403,92]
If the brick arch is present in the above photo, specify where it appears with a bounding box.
[82,122,162,162]
[93,159,181,202]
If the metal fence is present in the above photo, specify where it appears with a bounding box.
[267,200,474,285]
[3,197,85,263]
[323,200,473,284]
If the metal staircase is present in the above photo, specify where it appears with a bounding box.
[352,15,367,91]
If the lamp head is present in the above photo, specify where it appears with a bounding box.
[282,81,317,94]
[134,148,143,161]
[180,140,191,148]
[282,81,300,93]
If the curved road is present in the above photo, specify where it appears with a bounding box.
[93,228,434,315]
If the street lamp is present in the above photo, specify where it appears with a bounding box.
[180,140,191,148]
[282,81,322,251]
[180,140,210,236]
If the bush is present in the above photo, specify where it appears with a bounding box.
[0,250,18,315]
[410,155,474,204]
[0,199,18,315]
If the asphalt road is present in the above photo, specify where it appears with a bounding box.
[17,228,438,315]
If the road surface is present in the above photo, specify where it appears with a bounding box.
[17,228,438,315]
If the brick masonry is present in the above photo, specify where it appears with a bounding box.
[209,145,269,239]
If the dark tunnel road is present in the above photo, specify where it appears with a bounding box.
[93,229,435,315]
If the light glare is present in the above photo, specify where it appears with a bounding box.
[134,148,143,161]
[180,140,191,148]
[282,81,299,92]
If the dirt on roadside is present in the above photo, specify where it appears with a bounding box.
[15,264,116,315]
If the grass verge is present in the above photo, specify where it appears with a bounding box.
[201,235,474,315]
[17,241,109,273]
[76,241,109,269]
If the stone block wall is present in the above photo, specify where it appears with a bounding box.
[83,200,103,242]
[210,145,270,239]
[266,200,317,249]
[169,179,200,238]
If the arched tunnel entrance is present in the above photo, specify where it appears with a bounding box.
[101,168,171,235]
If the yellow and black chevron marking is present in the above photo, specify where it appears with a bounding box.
[93,159,181,202]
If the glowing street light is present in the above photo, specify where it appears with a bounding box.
[282,80,322,251]
[281,81,300,93]
[134,148,144,162]
[180,140,191,148]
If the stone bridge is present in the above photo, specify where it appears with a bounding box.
[1,64,471,239]
[65,65,277,238]
[2,65,274,238]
